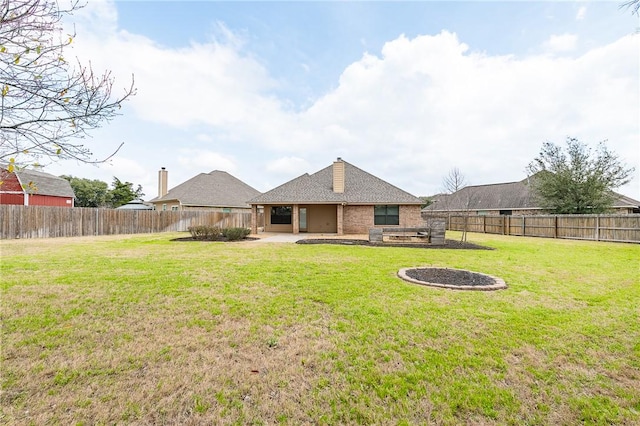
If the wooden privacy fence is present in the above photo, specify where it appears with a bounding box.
[0,205,260,239]
[444,214,640,243]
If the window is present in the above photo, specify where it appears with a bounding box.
[171,206,179,211]
[374,205,399,225]
[271,206,292,224]
[162,204,167,211]
[499,210,512,216]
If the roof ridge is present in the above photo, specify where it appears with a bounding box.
[463,180,526,189]
[342,161,422,200]
[250,159,422,204]
[150,170,260,206]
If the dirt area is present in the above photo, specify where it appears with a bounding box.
[297,238,492,250]
[172,236,260,242]
[398,267,508,290]
[405,268,496,286]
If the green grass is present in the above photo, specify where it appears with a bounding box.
[1,232,639,425]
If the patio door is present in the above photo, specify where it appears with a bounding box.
[299,207,307,232]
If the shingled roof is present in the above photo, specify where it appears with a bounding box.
[249,160,423,205]
[149,170,260,208]
[425,176,640,212]
[10,168,75,198]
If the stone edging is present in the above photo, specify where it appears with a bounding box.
[397,267,508,291]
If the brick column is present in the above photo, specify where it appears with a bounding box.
[292,204,299,234]
[251,204,258,235]
[337,204,344,235]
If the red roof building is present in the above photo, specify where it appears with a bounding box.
[0,167,75,207]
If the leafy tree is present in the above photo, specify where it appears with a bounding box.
[527,137,634,214]
[61,175,110,207]
[418,196,433,209]
[62,175,144,208]
[109,177,144,208]
[0,0,135,171]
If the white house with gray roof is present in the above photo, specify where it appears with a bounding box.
[248,158,424,235]
[148,169,260,212]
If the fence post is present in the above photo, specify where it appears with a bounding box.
[554,215,558,239]
[595,215,600,241]
[522,216,526,236]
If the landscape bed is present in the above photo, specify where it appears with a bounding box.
[297,238,492,250]
[1,231,638,425]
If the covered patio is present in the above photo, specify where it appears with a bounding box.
[251,203,344,235]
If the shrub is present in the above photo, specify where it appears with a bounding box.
[222,227,250,241]
[188,226,222,240]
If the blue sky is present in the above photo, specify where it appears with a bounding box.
[48,1,639,200]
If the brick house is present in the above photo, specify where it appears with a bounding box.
[248,158,424,235]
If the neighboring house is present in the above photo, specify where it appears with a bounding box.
[248,158,424,235]
[0,167,75,207]
[424,176,640,216]
[148,168,261,212]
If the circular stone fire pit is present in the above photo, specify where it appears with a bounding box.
[398,267,507,291]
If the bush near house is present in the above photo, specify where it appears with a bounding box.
[222,227,251,241]
[188,226,250,241]
[188,225,222,240]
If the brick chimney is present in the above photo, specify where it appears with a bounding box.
[333,157,345,193]
[158,167,168,198]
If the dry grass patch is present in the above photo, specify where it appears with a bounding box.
[3,287,339,424]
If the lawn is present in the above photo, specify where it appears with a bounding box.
[1,232,639,425]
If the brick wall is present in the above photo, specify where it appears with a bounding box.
[399,205,424,227]
[343,204,423,234]
[343,205,373,234]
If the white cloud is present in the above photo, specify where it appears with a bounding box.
[62,0,118,35]
[67,1,281,131]
[576,6,587,21]
[291,31,638,195]
[177,150,237,172]
[543,33,579,52]
[57,4,639,199]
[195,133,214,143]
[266,156,311,176]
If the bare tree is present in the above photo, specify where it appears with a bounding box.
[439,167,474,242]
[620,0,640,15]
[0,0,135,171]
[442,167,467,194]
[458,187,477,243]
